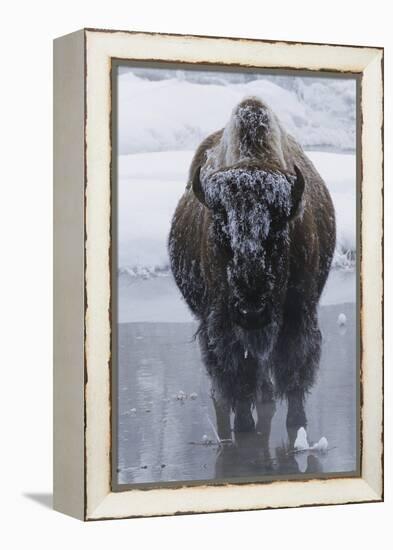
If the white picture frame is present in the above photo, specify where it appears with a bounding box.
[53,28,383,521]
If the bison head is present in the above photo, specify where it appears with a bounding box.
[193,163,305,332]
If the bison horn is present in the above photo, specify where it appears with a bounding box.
[192,165,209,208]
[288,165,305,219]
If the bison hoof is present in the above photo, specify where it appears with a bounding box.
[234,411,255,433]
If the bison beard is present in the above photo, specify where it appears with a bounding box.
[168,97,336,438]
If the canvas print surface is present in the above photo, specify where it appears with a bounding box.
[113,64,358,487]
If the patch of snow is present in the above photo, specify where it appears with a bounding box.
[294,427,329,453]
[294,427,309,451]
[310,437,329,451]
[337,313,347,326]
[176,390,187,401]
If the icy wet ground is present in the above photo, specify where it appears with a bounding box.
[117,269,356,324]
[116,300,357,486]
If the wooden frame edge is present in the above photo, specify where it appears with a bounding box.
[53,29,86,520]
[51,28,384,521]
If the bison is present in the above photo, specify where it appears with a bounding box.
[168,97,336,440]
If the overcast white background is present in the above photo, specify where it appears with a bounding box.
[0,1,391,549]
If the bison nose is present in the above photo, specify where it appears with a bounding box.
[235,304,269,330]
[239,305,264,318]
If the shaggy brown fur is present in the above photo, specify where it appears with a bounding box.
[169,97,336,435]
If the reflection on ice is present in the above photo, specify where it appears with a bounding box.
[116,301,357,486]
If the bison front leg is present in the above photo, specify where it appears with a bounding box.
[233,353,260,433]
[273,311,322,446]
[198,325,233,441]
[211,382,232,441]
[234,398,255,433]
[199,323,258,435]
[255,377,276,443]
[286,389,307,447]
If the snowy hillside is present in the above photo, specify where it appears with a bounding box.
[117,150,356,278]
[117,70,356,155]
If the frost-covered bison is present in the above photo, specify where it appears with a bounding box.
[169,97,336,437]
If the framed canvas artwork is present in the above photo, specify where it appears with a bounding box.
[53,28,383,520]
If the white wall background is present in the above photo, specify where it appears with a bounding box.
[0,1,391,548]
